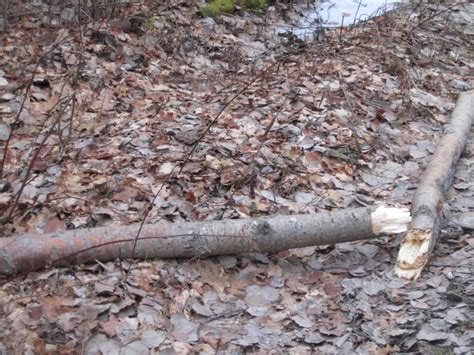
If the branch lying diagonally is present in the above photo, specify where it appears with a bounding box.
[395,90,474,280]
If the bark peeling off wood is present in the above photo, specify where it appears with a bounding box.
[395,90,474,280]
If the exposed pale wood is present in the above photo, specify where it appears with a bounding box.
[395,90,474,280]
[0,206,410,276]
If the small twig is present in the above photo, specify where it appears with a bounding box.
[351,0,364,28]
[337,72,363,155]
[62,17,85,149]
[339,14,347,42]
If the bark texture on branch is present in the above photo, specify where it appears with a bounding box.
[395,90,474,280]
[0,206,410,276]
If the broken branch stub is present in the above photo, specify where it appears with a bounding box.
[0,206,410,276]
[395,90,474,280]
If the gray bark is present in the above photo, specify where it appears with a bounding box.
[0,207,381,276]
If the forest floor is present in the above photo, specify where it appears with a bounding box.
[0,1,473,353]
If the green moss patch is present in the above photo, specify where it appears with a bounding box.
[201,0,269,17]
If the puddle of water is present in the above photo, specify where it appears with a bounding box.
[279,0,399,40]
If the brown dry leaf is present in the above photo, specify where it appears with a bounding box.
[303,151,322,172]
[43,216,66,233]
[100,314,118,338]
[112,189,138,202]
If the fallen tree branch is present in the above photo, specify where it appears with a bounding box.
[395,90,474,280]
[0,205,410,277]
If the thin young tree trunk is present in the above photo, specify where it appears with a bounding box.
[0,206,410,276]
[395,90,474,280]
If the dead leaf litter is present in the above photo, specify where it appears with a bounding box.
[0,1,473,353]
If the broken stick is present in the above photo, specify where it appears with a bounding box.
[395,90,474,280]
[0,206,410,276]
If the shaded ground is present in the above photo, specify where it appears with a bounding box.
[0,1,473,353]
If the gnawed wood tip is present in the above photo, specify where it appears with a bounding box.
[371,205,412,235]
[394,229,432,280]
